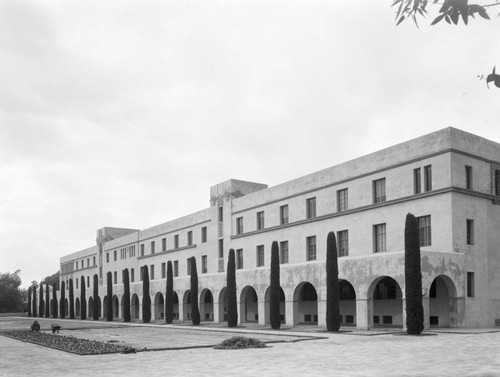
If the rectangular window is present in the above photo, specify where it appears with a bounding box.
[280,205,289,225]
[218,239,224,258]
[161,263,166,279]
[256,245,265,267]
[87,276,90,288]
[236,217,244,235]
[76,278,78,289]
[114,250,117,261]
[129,245,135,257]
[414,168,421,194]
[106,253,109,263]
[236,249,244,269]
[174,235,179,249]
[337,188,348,212]
[187,231,193,246]
[76,261,79,270]
[87,258,90,267]
[202,255,207,273]
[280,241,289,264]
[467,272,475,297]
[257,211,265,230]
[418,215,432,247]
[201,226,207,243]
[306,236,317,261]
[424,165,432,192]
[93,256,96,266]
[373,223,387,253]
[114,271,117,284]
[465,165,473,190]
[495,169,500,196]
[306,197,316,219]
[131,268,135,283]
[337,230,349,257]
[151,241,155,254]
[218,206,223,222]
[373,178,386,203]
[140,244,144,256]
[150,265,155,280]
[467,219,474,245]
[173,261,179,277]
[162,238,166,251]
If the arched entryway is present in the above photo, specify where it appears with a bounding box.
[131,294,139,320]
[264,286,285,325]
[183,290,192,321]
[429,275,457,327]
[339,280,357,326]
[154,292,164,320]
[370,276,403,327]
[88,297,94,318]
[218,288,227,322]
[200,289,214,321]
[240,286,258,323]
[75,298,81,318]
[112,295,119,319]
[293,282,318,325]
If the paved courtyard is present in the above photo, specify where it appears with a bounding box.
[1,317,499,377]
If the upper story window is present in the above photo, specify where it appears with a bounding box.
[93,256,96,266]
[494,168,500,196]
[202,255,207,273]
[257,211,265,230]
[218,239,224,258]
[218,206,223,222]
[465,165,473,190]
[174,235,179,249]
[151,241,155,254]
[236,249,244,269]
[418,215,432,247]
[173,260,179,277]
[161,263,166,279]
[150,265,155,280]
[76,261,79,270]
[306,197,316,219]
[467,272,475,297]
[113,250,117,261]
[187,231,193,246]
[373,223,386,253]
[256,245,265,267]
[306,236,317,261]
[280,205,289,225]
[236,217,244,235]
[201,226,207,243]
[87,258,90,267]
[424,165,432,192]
[280,241,289,264]
[414,168,421,194]
[140,244,144,256]
[162,238,166,251]
[373,178,386,204]
[337,230,349,257]
[106,253,109,263]
[466,219,474,245]
[131,268,135,282]
[337,188,348,212]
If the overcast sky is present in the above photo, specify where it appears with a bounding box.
[1,0,499,288]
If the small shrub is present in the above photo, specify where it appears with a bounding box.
[214,336,268,350]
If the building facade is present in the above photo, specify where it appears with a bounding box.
[56,127,500,329]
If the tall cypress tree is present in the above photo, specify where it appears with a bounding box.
[106,272,113,321]
[270,241,281,329]
[326,231,341,332]
[190,257,200,325]
[165,261,174,324]
[39,284,44,318]
[405,213,424,335]
[69,279,75,319]
[52,283,58,318]
[80,276,87,320]
[32,285,37,317]
[142,266,151,323]
[123,269,131,322]
[92,274,99,320]
[60,281,65,319]
[45,284,50,318]
[27,287,32,317]
[227,249,238,327]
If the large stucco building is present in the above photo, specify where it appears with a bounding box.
[55,127,500,329]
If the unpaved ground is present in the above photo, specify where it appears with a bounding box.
[1,317,499,377]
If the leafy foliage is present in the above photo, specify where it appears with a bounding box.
[142,266,151,323]
[59,281,65,319]
[41,271,60,291]
[52,283,58,319]
[270,241,281,330]
[0,271,23,313]
[32,285,37,317]
[326,232,341,332]
[165,261,174,324]
[80,277,87,320]
[106,272,113,322]
[214,336,268,350]
[69,279,75,319]
[28,287,32,317]
[190,257,201,325]
[123,269,131,322]
[92,274,99,320]
[45,284,50,318]
[39,284,44,318]
[226,249,238,327]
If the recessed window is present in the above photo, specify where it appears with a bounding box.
[373,223,386,253]
[306,197,316,219]
[337,230,349,257]
[187,231,193,246]
[202,255,207,274]
[174,235,179,249]
[373,178,386,204]
[114,250,117,261]
[465,165,473,190]
[173,261,179,277]
[467,272,475,297]
[151,241,155,254]
[150,265,155,280]
[218,239,224,258]
[131,268,135,282]
[424,165,432,192]
[257,211,265,230]
[201,226,207,243]
[256,245,265,267]
[218,206,223,222]
[414,168,421,194]
[306,236,317,261]
[161,263,166,279]
[162,238,166,251]
[76,278,79,289]
[236,249,244,269]
[140,244,144,256]
[280,205,289,225]
[129,245,135,257]
[114,271,117,284]
[494,169,500,196]
[337,188,348,212]
[236,217,244,235]
[466,219,474,245]
[76,261,79,270]
[106,253,109,263]
[280,241,289,264]
[418,215,431,247]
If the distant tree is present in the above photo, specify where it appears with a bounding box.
[165,261,174,324]
[39,284,44,318]
[123,269,131,322]
[190,257,200,326]
[41,271,60,291]
[92,274,99,320]
[59,281,65,319]
[326,232,341,332]
[405,213,424,335]
[27,287,32,317]
[142,266,151,323]
[226,249,238,328]
[69,279,75,319]
[106,272,113,322]
[45,284,50,318]
[270,241,281,329]
[32,285,37,317]
[80,277,87,320]
[0,270,24,313]
[52,283,58,318]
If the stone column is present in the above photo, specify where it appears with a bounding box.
[285,300,295,327]
[317,299,326,327]
[258,299,266,326]
[356,298,369,330]
[213,300,220,324]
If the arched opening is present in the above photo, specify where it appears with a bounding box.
[172,292,179,320]
[264,286,286,325]
[339,280,357,326]
[429,275,457,327]
[240,286,258,323]
[88,297,94,318]
[218,288,228,322]
[112,295,119,319]
[154,292,164,320]
[183,290,192,321]
[293,282,318,325]
[131,294,139,320]
[75,298,81,318]
[200,289,214,321]
[370,276,403,327]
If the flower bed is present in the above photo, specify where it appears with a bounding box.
[214,336,268,350]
